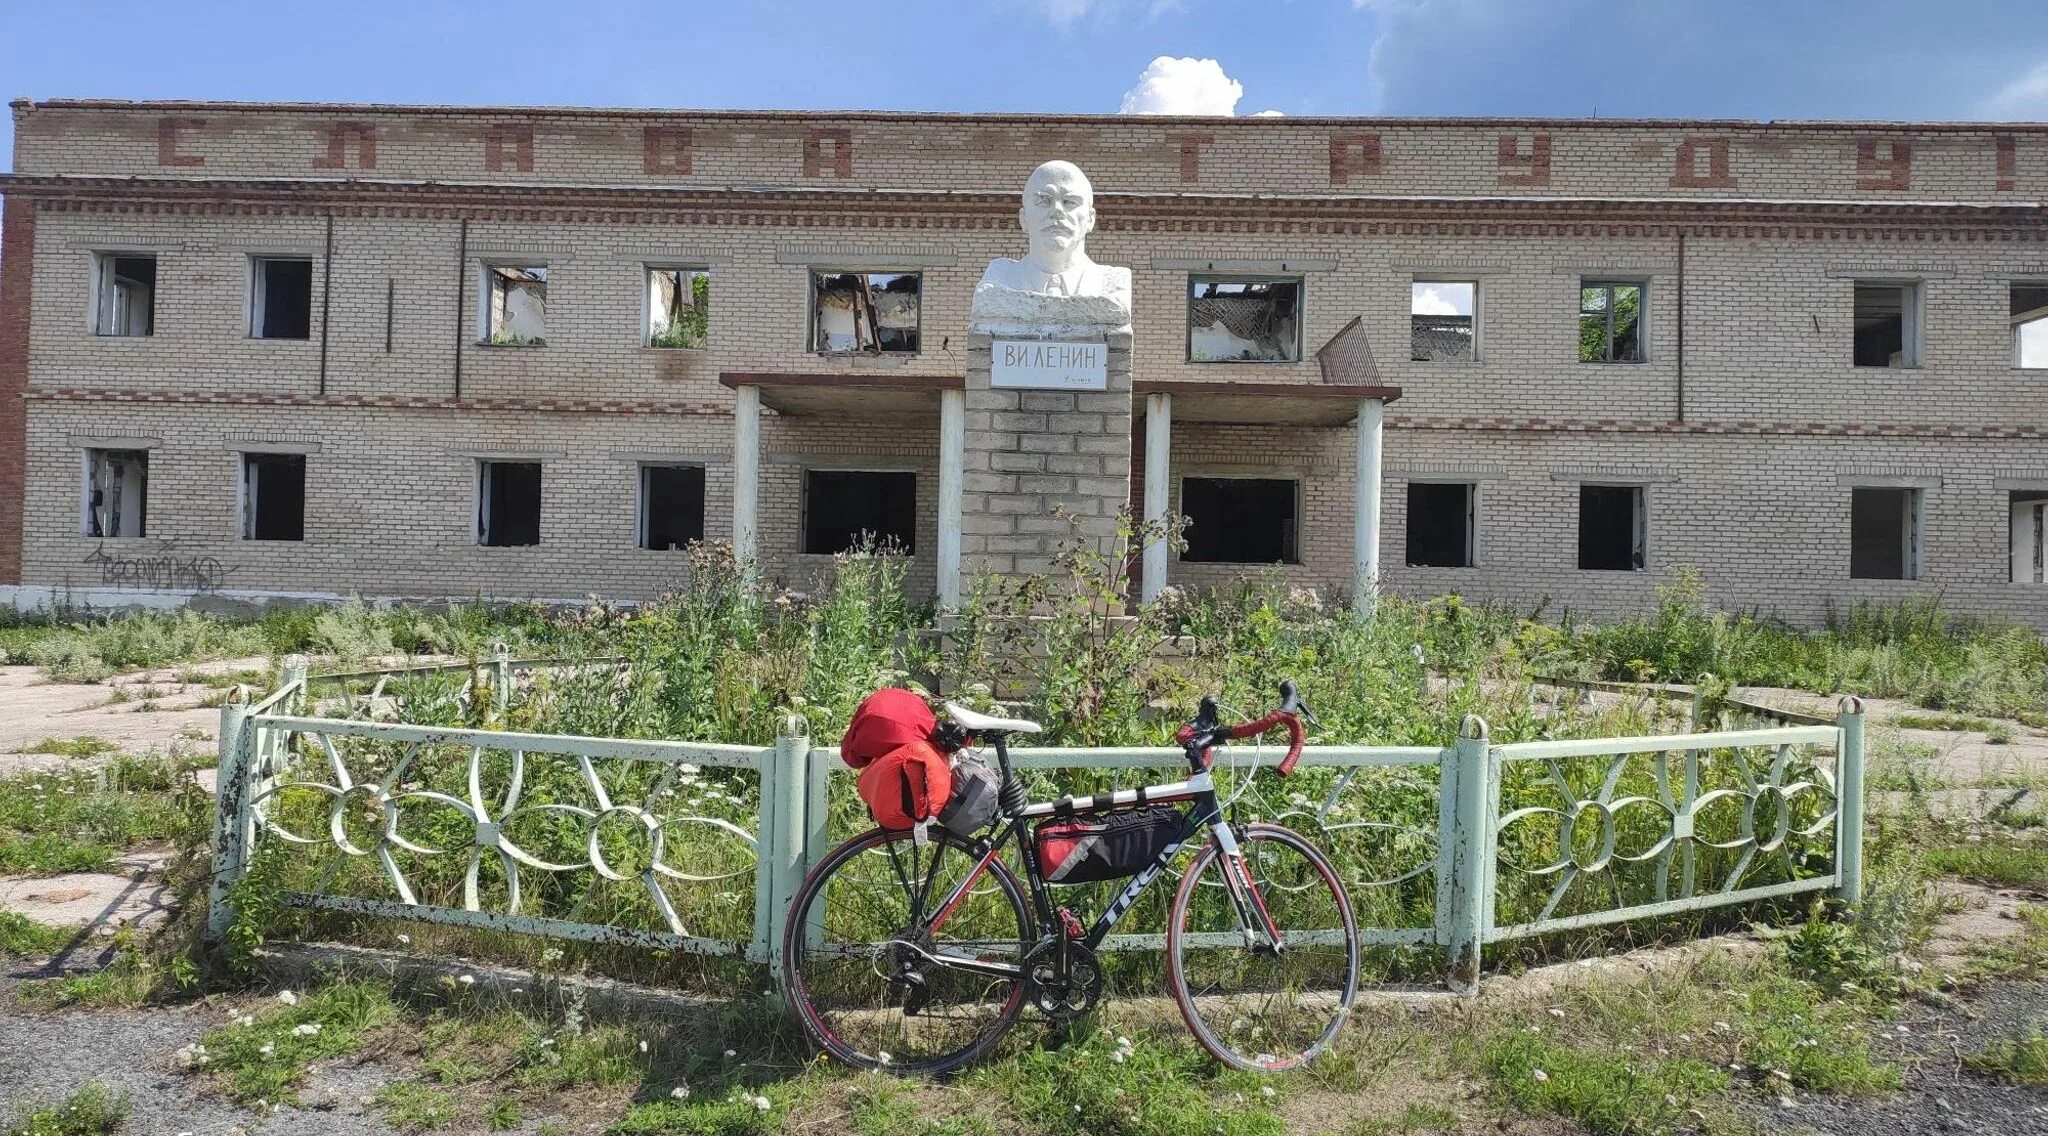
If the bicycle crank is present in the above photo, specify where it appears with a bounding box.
[1021,938,1103,1021]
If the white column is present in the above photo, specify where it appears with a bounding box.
[1353,398,1384,616]
[937,388,965,607]
[1142,392,1172,602]
[732,384,761,575]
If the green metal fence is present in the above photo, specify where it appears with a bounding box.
[208,662,1865,995]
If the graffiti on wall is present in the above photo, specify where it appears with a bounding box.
[83,541,236,592]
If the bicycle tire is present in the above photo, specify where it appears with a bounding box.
[1166,822,1360,1072]
[782,826,1034,1075]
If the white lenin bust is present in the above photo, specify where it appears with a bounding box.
[970,160,1132,336]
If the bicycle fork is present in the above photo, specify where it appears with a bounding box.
[1210,824,1286,954]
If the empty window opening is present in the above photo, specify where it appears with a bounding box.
[484,265,548,346]
[1406,482,1475,568]
[812,272,920,354]
[1187,277,1302,362]
[251,257,313,340]
[478,461,542,547]
[1579,281,1644,363]
[1578,485,1646,571]
[1181,477,1299,564]
[83,449,148,538]
[1850,487,1921,580]
[2012,284,2048,369]
[241,453,306,541]
[2012,491,2048,584]
[1411,280,1476,361]
[647,267,709,349]
[640,464,706,551]
[1853,282,1920,368]
[92,254,156,337]
[804,470,916,554]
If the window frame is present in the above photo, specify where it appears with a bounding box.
[2009,281,2048,369]
[478,261,550,348]
[637,461,707,551]
[801,467,920,555]
[807,269,924,357]
[88,252,157,338]
[1184,274,1305,364]
[1851,279,1923,369]
[475,459,544,547]
[1578,279,1647,364]
[248,255,315,341]
[1403,479,1479,569]
[1409,277,1480,363]
[644,264,710,350]
[1176,474,1303,566]
[80,447,150,539]
[1576,482,1648,572]
[238,451,308,542]
[1848,485,1924,581]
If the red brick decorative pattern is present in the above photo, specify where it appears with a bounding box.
[485,124,534,173]
[156,117,204,167]
[1328,133,1382,184]
[1997,135,2017,192]
[310,122,377,170]
[1497,133,1550,186]
[1669,137,1734,188]
[801,128,854,179]
[642,126,692,175]
[1173,133,1214,184]
[0,200,33,584]
[1857,138,1911,191]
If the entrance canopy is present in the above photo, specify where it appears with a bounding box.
[717,372,963,418]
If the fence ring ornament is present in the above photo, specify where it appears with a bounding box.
[1562,800,1618,873]
[1746,783,1794,853]
[588,806,665,882]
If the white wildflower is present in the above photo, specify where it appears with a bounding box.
[639,1040,649,1053]
[259,1043,275,1057]
[236,1015,254,1027]
[396,934,411,945]
[753,1096,772,1112]
[876,1051,892,1066]
[292,1023,321,1037]
[277,990,298,1005]
[1259,1086,1276,1099]
[457,974,475,986]
[670,1086,689,1100]
[724,1048,738,1058]
[1531,1069,1549,1083]
[1547,1007,1565,1018]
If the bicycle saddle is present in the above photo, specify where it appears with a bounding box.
[943,702,1043,735]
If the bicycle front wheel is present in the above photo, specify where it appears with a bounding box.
[782,826,1033,1075]
[1167,822,1360,1071]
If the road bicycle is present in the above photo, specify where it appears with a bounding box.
[781,682,1360,1074]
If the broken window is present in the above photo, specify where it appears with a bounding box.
[91,254,156,337]
[2013,491,2048,584]
[241,453,305,541]
[811,272,920,355]
[804,470,916,554]
[483,265,548,346]
[1181,477,1299,564]
[478,461,542,547]
[251,258,313,340]
[1578,485,1646,571]
[1406,482,1475,568]
[1411,280,1476,361]
[1849,486,1921,580]
[2012,284,2048,369]
[1187,276,1302,362]
[1853,282,1919,368]
[1579,281,1643,363]
[640,464,706,551]
[647,267,709,349]
[83,449,148,538]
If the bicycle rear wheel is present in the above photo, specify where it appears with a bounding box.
[1166,822,1359,1071]
[782,827,1033,1074]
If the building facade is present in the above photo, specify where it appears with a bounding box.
[1,100,2045,627]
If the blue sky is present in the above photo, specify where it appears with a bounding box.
[5,0,2048,171]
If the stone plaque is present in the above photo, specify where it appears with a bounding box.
[989,339,1108,390]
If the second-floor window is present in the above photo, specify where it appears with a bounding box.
[1579,281,1643,363]
[1411,280,1476,361]
[484,265,548,347]
[91,253,156,337]
[250,257,313,340]
[646,267,709,349]
[2012,284,2048,368]
[812,272,920,355]
[1187,276,1302,362]
[1853,281,1921,368]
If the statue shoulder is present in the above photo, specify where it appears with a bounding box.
[977,257,1030,289]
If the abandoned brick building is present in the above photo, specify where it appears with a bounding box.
[0,99,2045,628]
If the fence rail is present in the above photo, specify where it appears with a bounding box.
[209,670,1864,995]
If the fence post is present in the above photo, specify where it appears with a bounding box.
[491,641,512,714]
[1834,696,1866,907]
[755,716,810,983]
[206,688,254,939]
[1444,714,1491,996]
[281,654,308,713]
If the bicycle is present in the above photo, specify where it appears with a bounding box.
[781,681,1360,1074]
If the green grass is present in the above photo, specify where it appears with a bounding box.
[189,980,400,1104]
[0,912,76,957]
[1924,841,2048,888]
[1893,712,1999,733]
[1,1082,132,1136]
[1969,905,2048,980]
[1483,1029,1731,1135]
[376,1081,462,1132]
[19,948,169,1010]
[0,760,205,874]
[1967,1032,2048,1086]
[19,736,120,758]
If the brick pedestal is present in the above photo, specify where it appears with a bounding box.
[960,330,1133,578]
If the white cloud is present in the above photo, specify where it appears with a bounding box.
[1252,109,1286,117]
[1411,284,1472,316]
[1982,59,2048,119]
[1118,56,1245,115]
[1033,0,1097,29]
[1029,0,1181,30]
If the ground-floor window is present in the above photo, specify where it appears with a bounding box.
[83,449,149,538]
[804,470,916,554]
[640,464,706,551]
[1578,484,1646,571]
[478,461,542,547]
[2014,491,2048,584]
[1849,486,1922,580]
[241,453,306,541]
[1405,482,1476,568]
[1180,477,1299,564]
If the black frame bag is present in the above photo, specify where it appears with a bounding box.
[1033,806,1181,885]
